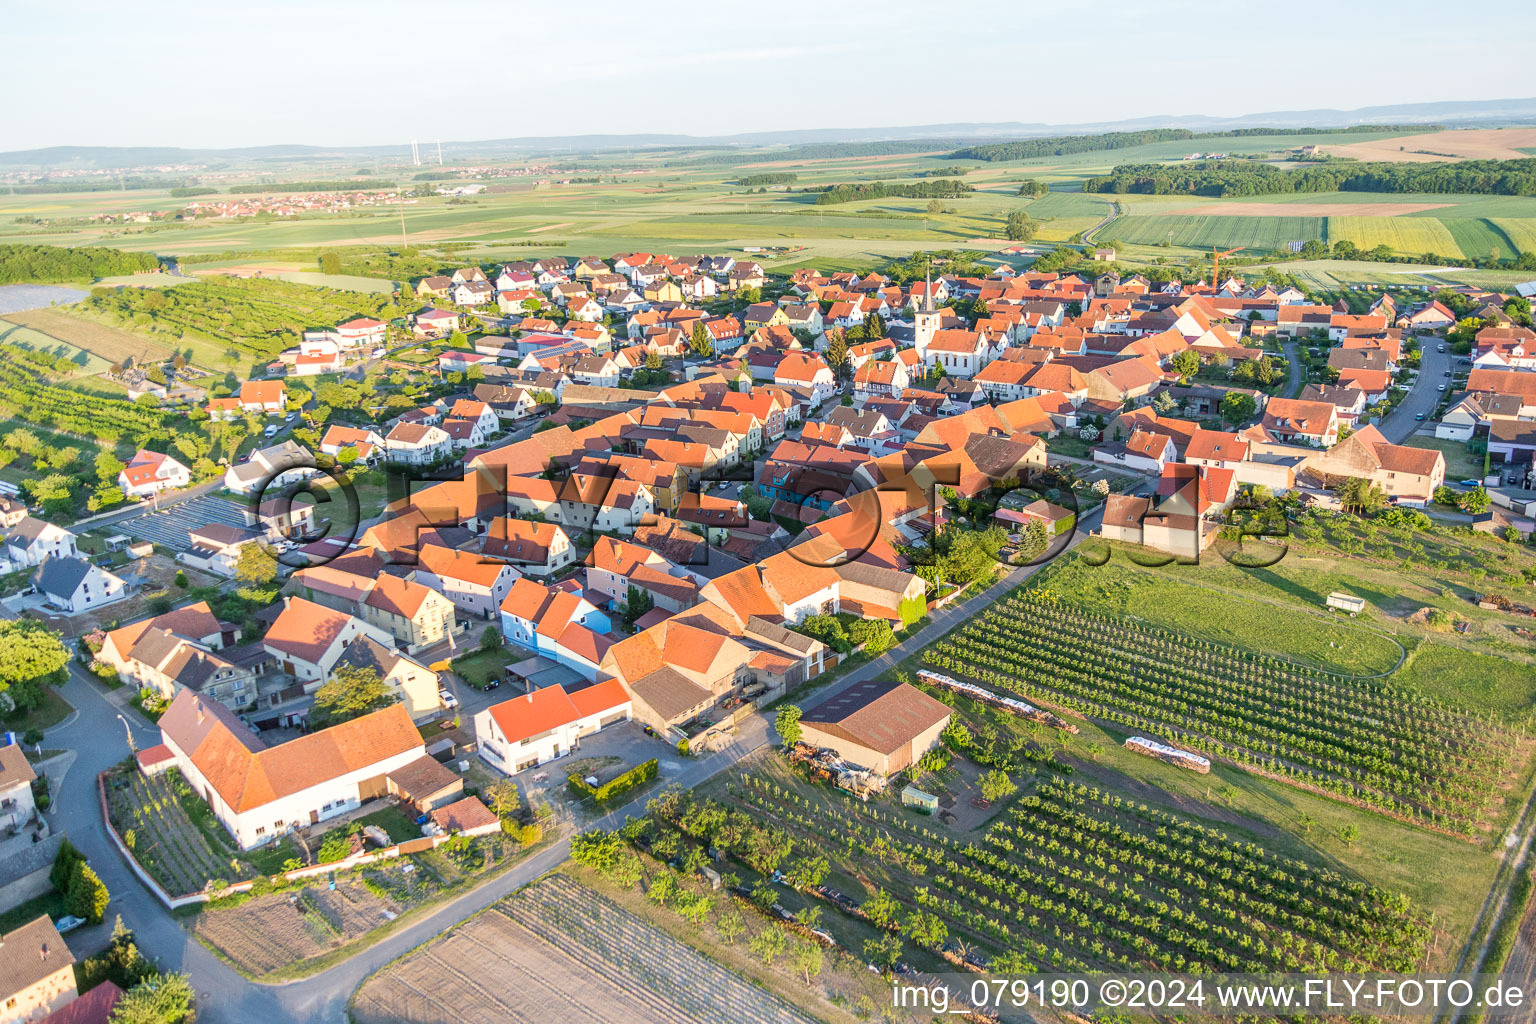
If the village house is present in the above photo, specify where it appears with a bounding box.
[224,440,318,497]
[483,518,576,576]
[1262,397,1340,447]
[4,517,77,568]
[412,544,520,622]
[0,916,77,1024]
[179,524,264,577]
[239,380,286,415]
[152,690,426,849]
[262,596,394,684]
[1300,424,1446,506]
[118,448,191,498]
[475,680,633,776]
[361,574,463,654]
[31,555,127,614]
[385,422,452,465]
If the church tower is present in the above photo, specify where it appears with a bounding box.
[913,264,940,356]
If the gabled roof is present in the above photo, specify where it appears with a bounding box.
[801,679,951,758]
[263,596,356,664]
[159,690,421,814]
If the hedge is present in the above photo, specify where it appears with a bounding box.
[568,759,658,804]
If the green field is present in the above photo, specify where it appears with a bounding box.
[1325,215,1461,255]
[1108,213,1325,249]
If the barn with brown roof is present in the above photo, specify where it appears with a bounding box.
[799,679,951,776]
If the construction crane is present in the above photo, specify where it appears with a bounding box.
[1210,246,1242,291]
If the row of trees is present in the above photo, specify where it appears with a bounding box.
[947,124,1423,162]
[0,243,159,284]
[809,180,974,205]
[1085,157,1536,197]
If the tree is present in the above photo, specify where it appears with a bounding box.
[645,350,662,371]
[863,933,903,970]
[67,863,110,925]
[792,938,824,983]
[862,888,900,929]
[903,910,948,948]
[1338,823,1361,847]
[51,838,86,892]
[749,925,787,965]
[479,626,503,652]
[979,769,1017,803]
[690,320,713,358]
[0,619,70,713]
[1459,486,1491,515]
[716,910,746,944]
[319,251,342,276]
[1219,391,1257,426]
[233,542,278,588]
[925,198,947,215]
[1337,476,1387,516]
[311,665,398,726]
[775,704,802,747]
[1170,349,1200,381]
[109,972,194,1024]
[1004,210,1038,242]
[824,330,849,374]
[95,449,126,483]
[1152,390,1178,415]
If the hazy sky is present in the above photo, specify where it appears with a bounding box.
[6,0,1533,151]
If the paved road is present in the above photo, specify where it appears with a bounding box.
[33,489,1129,1022]
[1280,340,1303,399]
[1378,341,1450,445]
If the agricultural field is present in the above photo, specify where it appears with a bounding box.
[628,760,1433,987]
[0,305,172,365]
[75,275,406,368]
[352,875,832,1024]
[924,589,1525,836]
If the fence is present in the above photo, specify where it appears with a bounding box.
[98,770,492,910]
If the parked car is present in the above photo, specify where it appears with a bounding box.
[263,425,279,438]
[438,689,459,709]
[54,915,85,934]
[1460,479,1482,487]
[1415,413,1425,421]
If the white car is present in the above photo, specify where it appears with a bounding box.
[263,425,279,438]
[439,689,459,709]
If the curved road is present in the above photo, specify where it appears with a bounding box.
[37,493,1129,1022]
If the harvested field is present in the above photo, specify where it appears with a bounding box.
[1325,128,1536,163]
[0,306,172,364]
[352,876,820,1024]
[194,882,398,977]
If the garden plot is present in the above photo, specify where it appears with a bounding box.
[105,767,251,896]
[193,882,397,977]
[352,876,819,1024]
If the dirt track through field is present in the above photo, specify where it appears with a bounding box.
[1163,201,1453,217]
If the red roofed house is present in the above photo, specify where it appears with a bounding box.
[239,380,286,415]
[773,352,837,405]
[156,688,426,849]
[336,316,387,350]
[118,449,191,498]
[1300,424,1445,505]
[473,680,632,775]
[1262,397,1340,447]
[262,596,393,683]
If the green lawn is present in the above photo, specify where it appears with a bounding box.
[1392,643,1536,721]
[1035,556,1406,675]
[450,648,511,689]
[1404,436,1484,481]
[351,805,422,845]
[3,686,74,734]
